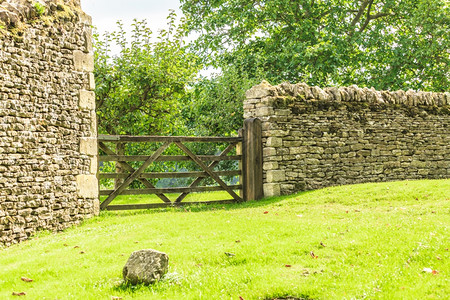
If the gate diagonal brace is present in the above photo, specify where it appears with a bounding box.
[99,142,171,204]
[99,142,172,210]
[174,142,243,202]
[175,142,238,203]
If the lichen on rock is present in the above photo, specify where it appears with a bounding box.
[0,0,85,36]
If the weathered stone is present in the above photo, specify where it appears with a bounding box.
[88,73,96,90]
[263,161,279,170]
[245,82,449,197]
[266,170,286,183]
[245,81,274,99]
[123,249,169,285]
[255,106,274,117]
[89,156,98,174]
[76,175,98,198]
[0,1,98,247]
[263,183,281,197]
[80,137,97,156]
[73,51,94,72]
[266,137,283,147]
[79,90,96,110]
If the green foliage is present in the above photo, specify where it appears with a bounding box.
[181,0,449,92]
[181,65,261,137]
[94,11,201,136]
[33,2,46,17]
[1,180,449,299]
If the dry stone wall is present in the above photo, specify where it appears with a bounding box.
[0,0,98,247]
[245,81,450,197]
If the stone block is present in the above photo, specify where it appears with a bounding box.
[290,146,308,154]
[83,29,93,53]
[266,170,286,183]
[245,81,273,99]
[90,110,98,135]
[76,175,98,198]
[88,72,95,90]
[266,137,283,147]
[79,12,92,25]
[275,109,291,116]
[90,156,98,174]
[80,137,97,156]
[256,106,274,117]
[93,198,100,216]
[73,50,94,72]
[263,183,281,197]
[79,90,95,110]
[263,161,279,170]
[263,147,277,157]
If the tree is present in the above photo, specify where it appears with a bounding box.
[94,12,201,188]
[181,65,261,136]
[94,11,201,136]
[181,0,449,92]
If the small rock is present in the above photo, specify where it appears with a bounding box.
[123,249,169,285]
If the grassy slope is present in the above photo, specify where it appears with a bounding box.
[0,179,449,300]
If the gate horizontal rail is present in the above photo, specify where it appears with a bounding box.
[98,135,241,143]
[99,170,241,179]
[99,155,241,162]
[100,185,243,196]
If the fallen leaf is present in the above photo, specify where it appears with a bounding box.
[436,256,442,260]
[111,297,123,300]
[263,211,269,214]
[239,297,245,300]
[285,264,292,267]
[224,252,235,257]
[135,241,139,244]
[235,240,241,243]
[63,244,68,247]
[73,246,80,249]
[12,292,26,296]
[195,263,202,267]
[80,251,85,254]
[310,251,318,259]
[320,242,326,247]
[20,277,33,282]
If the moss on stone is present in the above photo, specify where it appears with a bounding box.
[0,0,81,38]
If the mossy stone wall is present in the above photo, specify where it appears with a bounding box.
[245,82,450,197]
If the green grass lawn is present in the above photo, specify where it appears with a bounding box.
[1,179,449,299]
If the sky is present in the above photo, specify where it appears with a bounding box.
[80,0,183,36]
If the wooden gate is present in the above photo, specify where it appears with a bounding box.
[98,118,262,210]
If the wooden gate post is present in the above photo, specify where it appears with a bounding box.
[243,118,263,201]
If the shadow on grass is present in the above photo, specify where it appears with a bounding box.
[99,190,314,218]
[112,272,182,294]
